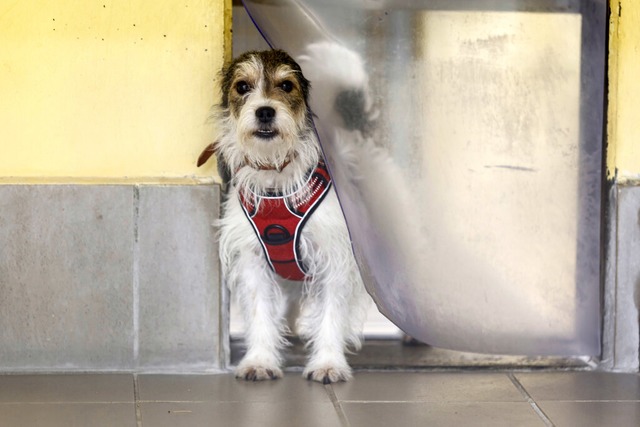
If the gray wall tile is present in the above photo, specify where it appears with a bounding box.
[0,186,134,370]
[136,186,221,370]
[614,186,640,369]
[0,185,222,372]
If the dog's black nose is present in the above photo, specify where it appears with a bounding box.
[255,106,276,123]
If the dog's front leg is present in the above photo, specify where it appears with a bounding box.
[234,259,287,381]
[300,277,355,384]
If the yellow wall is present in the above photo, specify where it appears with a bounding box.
[608,0,640,182]
[0,0,229,183]
[4,2,636,183]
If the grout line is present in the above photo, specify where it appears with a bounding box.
[324,384,351,427]
[534,399,640,403]
[0,401,134,405]
[133,374,143,427]
[508,373,555,427]
[132,186,141,366]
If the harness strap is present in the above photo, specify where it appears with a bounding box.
[239,160,332,281]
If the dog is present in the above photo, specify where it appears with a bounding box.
[198,49,370,384]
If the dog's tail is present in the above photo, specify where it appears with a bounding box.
[197,141,233,188]
[197,142,218,167]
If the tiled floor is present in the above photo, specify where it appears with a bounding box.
[0,371,639,426]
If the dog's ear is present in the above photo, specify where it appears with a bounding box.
[197,142,218,167]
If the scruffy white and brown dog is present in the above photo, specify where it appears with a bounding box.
[198,49,369,384]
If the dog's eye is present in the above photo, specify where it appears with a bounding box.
[236,81,251,95]
[279,80,294,93]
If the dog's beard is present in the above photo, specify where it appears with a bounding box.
[216,108,320,196]
[235,105,299,170]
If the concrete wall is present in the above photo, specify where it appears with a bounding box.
[607,0,640,182]
[0,0,227,182]
[1,0,638,372]
[0,0,229,372]
[0,185,221,372]
[602,0,640,371]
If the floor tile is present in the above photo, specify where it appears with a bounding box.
[140,401,343,427]
[332,372,524,402]
[342,402,545,427]
[515,371,640,401]
[0,403,136,427]
[137,373,330,403]
[0,374,134,403]
[539,401,640,427]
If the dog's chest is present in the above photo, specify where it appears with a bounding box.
[238,162,332,281]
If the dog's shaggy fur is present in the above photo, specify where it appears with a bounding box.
[205,49,369,384]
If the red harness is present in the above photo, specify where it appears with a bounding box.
[239,161,332,281]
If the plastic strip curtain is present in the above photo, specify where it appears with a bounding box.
[241,0,605,356]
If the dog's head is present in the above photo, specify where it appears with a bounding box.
[208,50,319,180]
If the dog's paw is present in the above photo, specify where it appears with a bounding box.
[235,365,283,381]
[297,42,374,133]
[297,42,368,90]
[303,365,352,384]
